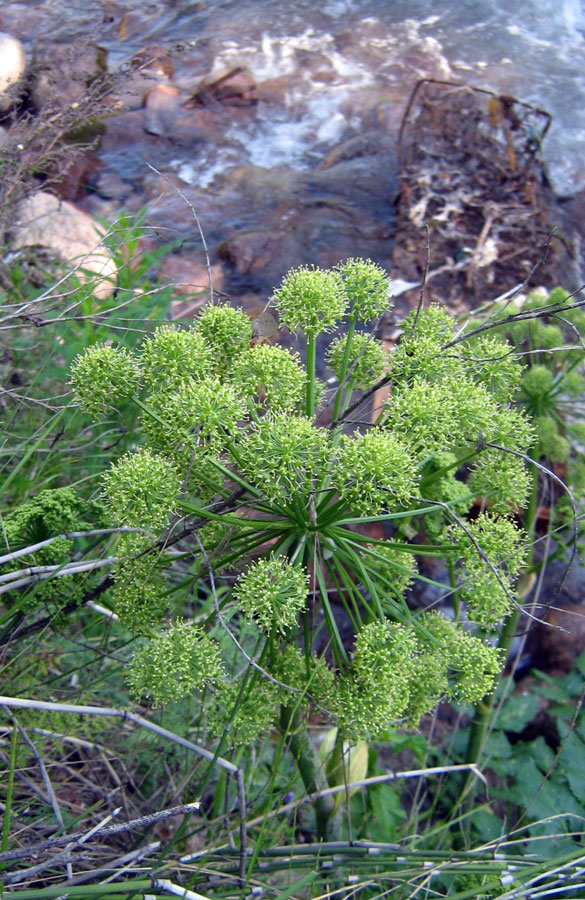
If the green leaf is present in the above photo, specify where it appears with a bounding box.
[557,728,585,800]
[495,692,540,733]
[368,782,405,837]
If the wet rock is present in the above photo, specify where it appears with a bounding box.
[46,149,102,201]
[112,46,175,112]
[0,33,26,111]
[215,140,398,293]
[186,67,258,108]
[94,170,133,201]
[159,254,224,298]
[30,41,107,112]
[143,84,181,136]
[219,229,299,276]
[11,191,117,301]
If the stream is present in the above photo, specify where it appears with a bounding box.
[2,0,585,299]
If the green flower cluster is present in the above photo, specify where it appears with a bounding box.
[64,260,539,757]
[446,513,527,627]
[143,377,245,487]
[333,430,417,516]
[127,620,223,707]
[231,344,306,412]
[336,257,390,321]
[113,534,168,633]
[70,343,143,419]
[194,301,252,375]
[103,448,181,531]
[237,413,330,502]
[234,556,309,635]
[328,616,502,740]
[272,265,346,336]
[141,325,212,391]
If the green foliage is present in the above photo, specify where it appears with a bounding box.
[474,285,585,551]
[446,655,585,854]
[0,487,107,611]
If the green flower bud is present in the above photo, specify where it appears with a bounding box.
[234,555,309,634]
[469,451,531,513]
[417,611,503,704]
[143,377,245,464]
[141,325,212,392]
[326,332,387,389]
[520,364,554,415]
[195,302,252,374]
[335,257,390,321]
[330,621,418,739]
[103,448,181,531]
[230,344,306,412]
[271,265,346,336]
[236,413,331,502]
[333,429,417,515]
[538,324,564,350]
[563,369,585,398]
[534,415,570,463]
[70,343,142,419]
[112,534,168,633]
[446,513,527,627]
[127,620,223,707]
[459,335,523,402]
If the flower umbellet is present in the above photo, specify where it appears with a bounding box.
[68,259,536,825]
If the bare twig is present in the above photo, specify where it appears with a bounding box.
[0,801,200,865]
[145,162,214,303]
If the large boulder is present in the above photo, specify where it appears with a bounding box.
[11,192,117,300]
[0,33,26,111]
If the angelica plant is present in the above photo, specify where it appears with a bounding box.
[68,258,536,839]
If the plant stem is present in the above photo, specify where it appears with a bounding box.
[279,705,341,842]
[306,332,317,418]
[331,316,356,424]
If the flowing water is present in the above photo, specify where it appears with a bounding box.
[4,0,585,192]
[3,0,585,297]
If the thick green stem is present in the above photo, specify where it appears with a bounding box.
[280,705,341,842]
[306,332,317,418]
[331,316,357,424]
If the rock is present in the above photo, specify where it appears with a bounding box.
[30,42,107,112]
[159,255,224,298]
[186,67,258,108]
[526,604,585,675]
[11,191,117,301]
[111,46,174,112]
[0,33,26,111]
[94,170,132,201]
[0,125,9,148]
[45,149,102,201]
[143,84,181,136]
